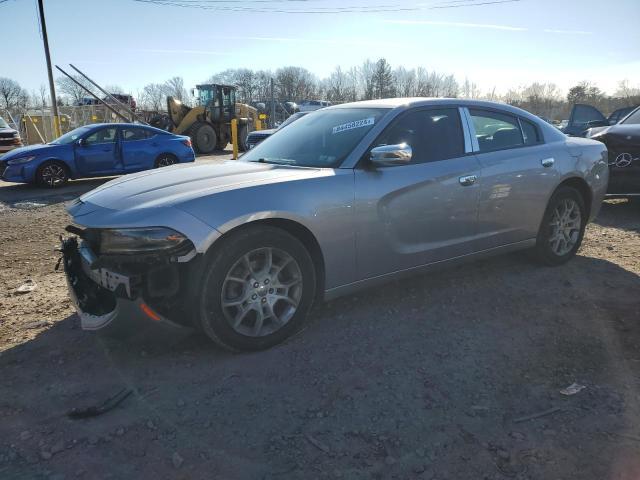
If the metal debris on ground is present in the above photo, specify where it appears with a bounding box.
[15,280,37,294]
[67,388,132,419]
[560,383,587,396]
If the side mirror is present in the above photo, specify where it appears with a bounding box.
[369,143,412,166]
[76,138,86,147]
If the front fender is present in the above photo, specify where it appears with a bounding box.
[175,170,356,290]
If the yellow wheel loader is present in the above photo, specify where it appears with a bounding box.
[167,84,257,154]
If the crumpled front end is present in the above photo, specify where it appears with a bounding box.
[60,233,205,332]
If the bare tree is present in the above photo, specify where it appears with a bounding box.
[0,77,26,110]
[615,79,640,99]
[393,67,416,97]
[139,83,166,111]
[38,84,48,109]
[56,75,93,105]
[359,59,376,100]
[275,66,316,102]
[327,66,347,102]
[164,76,189,102]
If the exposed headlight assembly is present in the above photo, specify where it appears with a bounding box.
[98,227,190,255]
[7,155,36,165]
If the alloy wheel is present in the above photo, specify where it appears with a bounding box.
[157,156,176,167]
[41,164,67,187]
[220,247,303,337]
[548,198,582,256]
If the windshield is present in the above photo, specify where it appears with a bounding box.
[50,126,91,145]
[242,107,389,168]
[0,117,9,128]
[621,107,640,125]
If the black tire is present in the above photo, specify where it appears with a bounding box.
[197,225,316,352]
[190,122,217,154]
[155,153,178,168]
[237,124,250,152]
[532,186,587,266]
[36,160,69,188]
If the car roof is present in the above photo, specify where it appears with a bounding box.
[329,97,521,110]
[328,97,567,141]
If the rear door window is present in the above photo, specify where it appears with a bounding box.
[520,119,541,145]
[469,109,523,152]
[122,127,151,141]
[376,108,465,164]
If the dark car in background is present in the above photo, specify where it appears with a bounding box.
[246,111,310,149]
[105,93,136,111]
[562,103,638,137]
[587,106,640,195]
[0,116,23,161]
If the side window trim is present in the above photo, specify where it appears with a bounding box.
[516,118,527,144]
[459,107,477,153]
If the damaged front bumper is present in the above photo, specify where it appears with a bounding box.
[60,236,202,332]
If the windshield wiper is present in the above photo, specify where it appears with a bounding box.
[255,158,296,165]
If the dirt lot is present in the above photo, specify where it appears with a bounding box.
[0,166,639,479]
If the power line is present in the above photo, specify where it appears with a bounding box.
[132,0,521,14]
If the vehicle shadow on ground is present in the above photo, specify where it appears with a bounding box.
[0,177,113,210]
[595,198,640,233]
[1,252,639,478]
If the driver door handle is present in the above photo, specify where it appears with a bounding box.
[459,174,477,186]
[541,157,555,167]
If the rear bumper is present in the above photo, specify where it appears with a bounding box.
[60,237,187,331]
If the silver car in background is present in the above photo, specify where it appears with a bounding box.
[61,98,609,351]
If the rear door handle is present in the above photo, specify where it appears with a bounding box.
[459,174,477,186]
[541,157,555,167]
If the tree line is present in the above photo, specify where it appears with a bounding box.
[1,58,639,121]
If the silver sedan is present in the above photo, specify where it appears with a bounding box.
[62,98,609,351]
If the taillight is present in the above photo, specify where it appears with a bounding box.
[182,139,192,147]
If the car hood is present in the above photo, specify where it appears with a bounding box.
[77,160,328,211]
[592,124,640,145]
[1,143,61,160]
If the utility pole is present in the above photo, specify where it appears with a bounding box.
[270,77,276,129]
[37,0,61,137]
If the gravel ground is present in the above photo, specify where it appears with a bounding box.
[0,176,639,479]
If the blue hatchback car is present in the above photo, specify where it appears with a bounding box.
[0,123,195,187]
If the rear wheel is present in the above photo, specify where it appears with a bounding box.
[36,160,69,188]
[190,122,217,154]
[533,186,586,265]
[198,226,316,351]
[155,153,178,168]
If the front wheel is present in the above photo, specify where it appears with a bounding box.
[36,161,69,188]
[532,186,587,265]
[190,122,217,154]
[198,226,316,351]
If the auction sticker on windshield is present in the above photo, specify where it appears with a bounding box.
[332,117,375,134]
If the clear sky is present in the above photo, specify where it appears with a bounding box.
[1,0,639,97]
